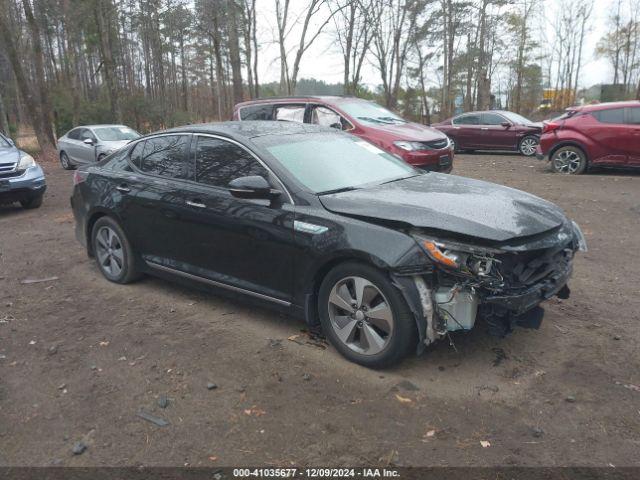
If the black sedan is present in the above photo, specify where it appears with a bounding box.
[71,122,587,368]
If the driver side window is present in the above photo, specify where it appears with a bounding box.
[311,106,343,129]
[195,136,268,189]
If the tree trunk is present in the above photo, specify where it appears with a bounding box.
[22,0,56,146]
[0,4,56,157]
[227,0,244,104]
[95,0,121,122]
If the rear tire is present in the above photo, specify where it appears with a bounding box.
[91,217,141,284]
[318,262,417,368]
[20,194,43,209]
[60,151,75,170]
[551,146,587,174]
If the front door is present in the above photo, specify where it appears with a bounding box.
[626,106,640,165]
[478,112,517,149]
[176,134,295,302]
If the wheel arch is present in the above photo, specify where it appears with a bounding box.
[548,140,589,163]
[85,208,123,257]
[301,251,394,327]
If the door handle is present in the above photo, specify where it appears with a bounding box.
[481,127,489,130]
[116,184,131,193]
[186,199,206,208]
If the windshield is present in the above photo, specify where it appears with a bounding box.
[339,101,408,125]
[0,135,11,148]
[94,126,140,141]
[500,111,533,124]
[260,133,417,194]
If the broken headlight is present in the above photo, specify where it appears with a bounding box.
[571,221,588,252]
[412,234,499,277]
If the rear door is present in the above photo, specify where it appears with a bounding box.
[479,112,518,149]
[65,128,85,163]
[587,108,631,165]
[273,104,306,123]
[625,106,640,165]
[451,113,482,148]
[118,134,195,265]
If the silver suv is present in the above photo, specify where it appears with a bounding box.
[57,124,140,170]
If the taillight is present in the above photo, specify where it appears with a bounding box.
[542,122,561,134]
[73,170,88,185]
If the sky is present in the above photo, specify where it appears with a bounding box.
[253,0,618,91]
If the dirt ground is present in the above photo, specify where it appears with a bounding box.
[1,152,639,468]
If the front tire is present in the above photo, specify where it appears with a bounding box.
[519,135,539,156]
[60,151,75,170]
[318,262,417,368]
[91,217,140,284]
[551,146,587,174]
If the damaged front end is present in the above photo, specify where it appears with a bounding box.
[393,220,587,352]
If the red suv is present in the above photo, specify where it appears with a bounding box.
[536,101,640,174]
[432,110,542,156]
[233,96,454,172]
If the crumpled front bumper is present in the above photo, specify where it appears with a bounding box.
[484,261,572,315]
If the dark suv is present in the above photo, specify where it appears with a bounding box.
[233,96,454,172]
[432,110,541,156]
[536,101,640,174]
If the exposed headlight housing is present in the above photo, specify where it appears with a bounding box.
[394,141,426,151]
[17,152,35,170]
[412,234,500,277]
[571,220,588,252]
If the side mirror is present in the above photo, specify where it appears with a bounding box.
[501,121,511,128]
[228,175,281,200]
[329,122,342,130]
[83,138,95,145]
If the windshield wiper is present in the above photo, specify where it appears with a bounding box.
[317,186,360,195]
[378,116,408,123]
[381,173,423,185]
[356,116,393,124]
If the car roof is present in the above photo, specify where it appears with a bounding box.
[568,100,640,112]
[234,95,365,109]
[78,124,130,129]
[164,120,337,140]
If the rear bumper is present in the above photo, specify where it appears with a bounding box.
[0,165,46,204]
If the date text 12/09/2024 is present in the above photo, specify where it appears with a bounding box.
[232,468,400,478]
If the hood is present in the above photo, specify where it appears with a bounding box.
[366,121,447,142]
[99,140,130,152]
[319,174,567,243]
[0,147,20,165]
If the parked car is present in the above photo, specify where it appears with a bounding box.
[536,101,640,174]
[57,124,140,170]
[233,96,454,172]
[71,121,586,368]
[0,132,46,209]
[432,110,541,156]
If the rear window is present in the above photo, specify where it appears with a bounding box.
[239,104,274,120]
[454,114,480,125]
[592,108,625,124]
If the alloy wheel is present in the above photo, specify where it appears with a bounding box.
[327,276,394,355]
[553,150,582,174]
[60,152,70,169]
[520,137,538,156]
[95,226,125,278]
